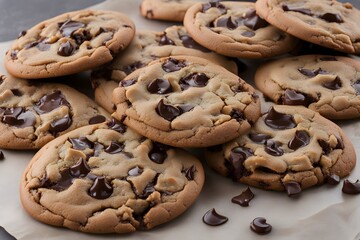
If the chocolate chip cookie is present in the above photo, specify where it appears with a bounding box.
[205,105,356,193]
[113,56,261,148]
[255,0,360,54]
[91,25,238,113]
[255,55,360,120]
[183,1,298,58]
[5,10,135,79]
[0,74,110,149]
[20,120,205,233]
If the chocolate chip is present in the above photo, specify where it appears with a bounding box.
[298,67,327,77]
[322,76,342,90]
[18,30,27,38]
[265,140,284,156]
[282,5,313,16]
[288,130,310,150]
[319,56,338,61]
[243,9,269,30]
[319,13,343,23]
[265,107,296,130]
[148,142,169,164]
[228,146,253,179]
[318,139,331,155]
[147,78,173,94]
[283,181,302,197]
[88,176,113,199]
[57,41,75,56]
[49,115,72,134]
[326,174,340,185]
[352,80,360,94]
[46,169,74,191]
[69,137,94,150]
[107,118,127,133]
[139,178,157,199]
[215,16,237,29]
[179,73,209,90]
[342,179,360,194]
[162,58,187,72]
[120,78,137,87]
[241,31,255,37]
[88,115,106,125]
[104,141,124,154]
[184,165,196,181]
[203,208,228,226]
[250,217,272,235]
[122,62,145,75]
[69,158,90,178]
[58,20,86,37]
[2,108,36,128]
[156,99,181,121]
[335,136,344,150]
[231,187,254,207]
[0,151,4,160]
[159,34,175,46]
[230,109,245,122]
[11,89,22,96]
[202,2,226,14]
[249,133,271,144]
[180,35,210,52]
[128,166,143,177]
[282,89,310,106]
[34,91,70,114]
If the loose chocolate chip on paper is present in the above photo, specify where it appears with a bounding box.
[342,179,360,194]
[326,174,340,185]
[250,217,272,235]
[283,181,302,197]
[231,187,255,207]
[203,208,228,226]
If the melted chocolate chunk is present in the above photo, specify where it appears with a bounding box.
[319,13,343,23]
[89,176,113,199]
[58,20,86,37]
[156,99,181,121]
[73,29,92,45]
[49,115,72,134]
[335,136,344,150]
[147,79,173,94]
[230,109,245,122]
[179,73,209,90]
[128,166,143,177]
[18,30,27,38]
[202,2,226,14]
[0,226,16,240]
[88,115,106,125]
[216,17,237,29]
[322,76,342,90]
[228,146,253,179]
[326,174,340,185]
[318,139,330,155]
[288,130,310,150]
[184,165,196,180]
[342,179,360,194]
[265,107,296,130]
[162,58,187,72]
[148,142,169,164]
[282,5,313,16]
[69,137,94,150]
[202,208,228,226]
[107,118,127,133]
[243,9,269,30]
[34,91,70,114]
[283,181,302,197]
[319,56,338,61]
[180,35,210,52]
[2,108,36,128]
[120,78,137,87]
[122,62,145,75]
[231,187,254,207]
[138,174,159,199]
[11,89,22,96]
[352,80,360,94]
[249,133,271,144]
[250,217,272,235]
[0,151,4,160]
[298,67,328,77]
[70,158,90,178]
[282,89,312,106]
[57,41,75,56]
[159,34,175,46]
[105,141,124,154]
[265,140,284,156]
[46,169,74,191]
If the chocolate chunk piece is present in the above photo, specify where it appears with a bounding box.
[322,76,342,90]
[156,99,181,121]
[48,169,74,191]
[180,35,210,52]
[122,62,145,75]
[202,208,228,226]
[148,142,168,164]
[88,176,113,199]
[107,118,127,133]
[2,108,36,128]
[104,141,124,154]
[265,140,284,156]
[282,89,313,106]
[159,34,175,46]
[319,13,343,23]
[0,226,16,240]
[335,136,344,150]
[57,41,75,56]
[230,109,245,122]
[215,17,237,29]
[49,115,72,134]
[184,165,196,181]
[283,181,302,197]
[318,139,331,155]
[69,158,90,178]
[282,5,313,16]
[0,151,4,160]
[58,20,86,37]
[326,174,340,185]
[179,73,209,90]
[342,179,360,194]
[69,137,94,150]
[11,89,22,96]
[352,80,360,94]
[128,166,143,177]
[249,133,271,144]
[162,58,187,72]
[265,107,296,130]
[147,79,173,94]
[120,78,137,87]
[298,67,327,77]
[88,115,106,125]
[250,217,272,235]
[34,91,70,114]
[243,9,269,30]
[228,146,253,179]
[231,187,255,207]
[202,2,226,14]
[288,130,310,150]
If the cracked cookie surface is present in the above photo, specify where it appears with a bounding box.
[20,120,205,233]
[255,55,360,120]
[91,25,238,113]
[5,10,135,79]
[255,0,360,54]
[0,74,110,149]
[113,55,261,148]
[183,1,298,58]
[205,105,356,192]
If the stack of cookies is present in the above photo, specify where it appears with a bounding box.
[1,0,359,236]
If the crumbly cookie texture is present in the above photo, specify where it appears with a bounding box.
[183,1,298,58]
[20,120,204,233]
[5,10,135,79]
[205,105,356,192]
[113,55,261,148]
[255,55,360,120]
[0,74,110,149]
[91,25,238,113]
[255,0,360,54]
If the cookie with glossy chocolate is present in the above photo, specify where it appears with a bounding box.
[20,119,205,233]
[0,74,109,149]
[113,56,260,148]
[183,1,298,58]
[255,0,360,54]
[91,26,238,113]
[5,10,135,79]
[255,55,360,120]
[205,105,356,193]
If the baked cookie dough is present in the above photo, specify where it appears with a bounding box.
[113,56,261,147]
[205,105,356,192]
[0,74,109,149]
[183,1,298,58]
[91,25,238,113]
[255,55,360,120]
[255,0,360,54]
[5,10,135,79]
[20,120,205,233]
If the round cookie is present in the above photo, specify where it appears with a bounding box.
[20,119,205,233]
[91,25,239,113]
[183,1,299,58]
[5,10,135,79]
[0,74,110,149]
[255,0,360,54]
[113,55,261,148]
[255,55,360,120]
[205,105,356,193]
